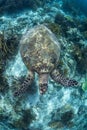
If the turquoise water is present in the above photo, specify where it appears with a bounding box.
[0,0,87,130]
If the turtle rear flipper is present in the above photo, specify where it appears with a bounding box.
[51,69,78,87]
[14,71,34,97]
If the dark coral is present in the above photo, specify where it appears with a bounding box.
[12,109,36,129]
[0,0,50,15]
[78,19,87,39]
[61,110,74,125]
[54,12,76,37]
[72,44,87,74]
[0,31,19,93]
[49,105,74,129]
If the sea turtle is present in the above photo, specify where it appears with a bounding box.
[14,25,78,96]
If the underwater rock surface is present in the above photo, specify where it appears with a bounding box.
[0,0,87,130]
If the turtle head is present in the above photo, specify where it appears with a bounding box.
[39,73,49,94]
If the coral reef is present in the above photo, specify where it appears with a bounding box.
[0,0,87,130]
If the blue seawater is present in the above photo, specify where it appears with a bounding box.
[0,0,87,130]
[62,0,87,16]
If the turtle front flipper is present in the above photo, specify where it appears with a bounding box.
[14,71,34,97]
[51,69,78,87]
